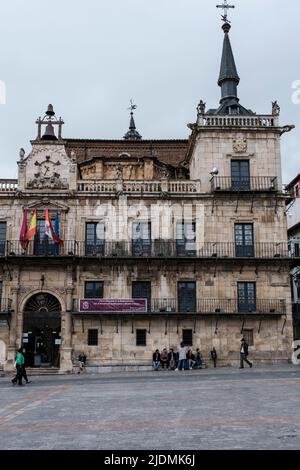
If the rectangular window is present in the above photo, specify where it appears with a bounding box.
[85,223,105,256]
[0,281,2,303]
[238,282,256,313]
[243,329,254,347]
[182,329,193,346]
[88,329,98,346]
[132,222,151,256]
[34,219,58,255]
[136,329,147,346]
[84,282,104,299]
[176,222,196,256]
[178,282,196,313]
[0,223,6,256]
[231,160,250,190]
[235,224,254,257]
[132,281,151,312]
[295,243,300,258]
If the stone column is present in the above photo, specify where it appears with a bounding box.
[5,287,19,371]
[60,287,73,373]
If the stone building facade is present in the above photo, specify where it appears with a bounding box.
[0,19,298,372]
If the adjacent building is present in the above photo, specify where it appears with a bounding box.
[0,16,298,372]
[286,174,300,340]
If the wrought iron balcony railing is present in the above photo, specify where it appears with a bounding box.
[211,176,278,192]
[1,240,298,259]
[72,298,285,315]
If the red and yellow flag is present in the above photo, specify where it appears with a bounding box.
[24,210,37,241]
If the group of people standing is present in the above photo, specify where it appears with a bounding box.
[11,348,31,386]
[152,343,218,371]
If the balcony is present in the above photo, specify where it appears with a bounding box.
[211,176,278,192]
[72,298,285,316]
[1,240,297,259]
[0,179,18,192]
[77,179,201,195]
[199,115,278,128]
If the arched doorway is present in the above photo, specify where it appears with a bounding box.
[23,293,61,368]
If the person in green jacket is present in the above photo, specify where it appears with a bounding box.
[12,348,25,386]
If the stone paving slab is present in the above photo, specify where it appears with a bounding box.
[0,365,300,450]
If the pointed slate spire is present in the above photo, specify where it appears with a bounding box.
[124,101,142,140]
[218,22,240,104]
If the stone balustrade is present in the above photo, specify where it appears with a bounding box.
[77,179,200,194]
[198,115,277,127]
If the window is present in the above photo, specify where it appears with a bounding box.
[88,329,98,346]
[0,223,6,255]
[132,282,151,312]
[238,282,256,313]
[132,222,151,256]
[85,223,105,256]
[243,329,254,347]
[231,160,250,190]
[84,282,103,299]
[295,243,300,258]
[182,329,193,346]
[176,222,196,256]
[295,186,299,197]
[34,219,58,255]
[178,282,196,313]
[0,281,2,304]
[235,224,254,257]
[136,329,147,346]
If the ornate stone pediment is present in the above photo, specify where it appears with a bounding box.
[27,199,69,212]
[22,143,77,191]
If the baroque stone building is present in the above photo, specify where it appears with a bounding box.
[0,18,298,372]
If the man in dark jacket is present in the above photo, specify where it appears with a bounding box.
[152,350,160,371]
[239,338,253,369]
[168,348,177,370]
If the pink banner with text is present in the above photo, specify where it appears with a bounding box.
[79,299,147,313]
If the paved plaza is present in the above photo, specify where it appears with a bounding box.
[0,365,300,450]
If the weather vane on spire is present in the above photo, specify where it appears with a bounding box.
[128,99,137,114]
[216,1,235,23]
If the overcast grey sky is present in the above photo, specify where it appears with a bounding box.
[0,0,299,183]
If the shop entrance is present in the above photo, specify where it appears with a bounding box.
[22,293,61,368]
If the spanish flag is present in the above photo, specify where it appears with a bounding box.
[24,210,37,241]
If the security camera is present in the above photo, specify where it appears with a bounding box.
[210,167,219,176]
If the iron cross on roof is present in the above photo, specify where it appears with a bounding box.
[216,1,235,23]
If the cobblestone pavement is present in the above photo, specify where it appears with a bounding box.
[0,365,300,450]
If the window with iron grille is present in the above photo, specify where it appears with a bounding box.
[85,222,105,256]
[88,329,98,346]
[84,282,104,299]
[243,329,254,347]
[182,329,193,346]
[0,222,6,256]
[136,329,147,346]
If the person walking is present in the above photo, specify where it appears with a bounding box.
[12,348,25,386]
[239,338,253,369]
[176,342,187,371]
[210,347,217,368]
[21,348,31,384]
